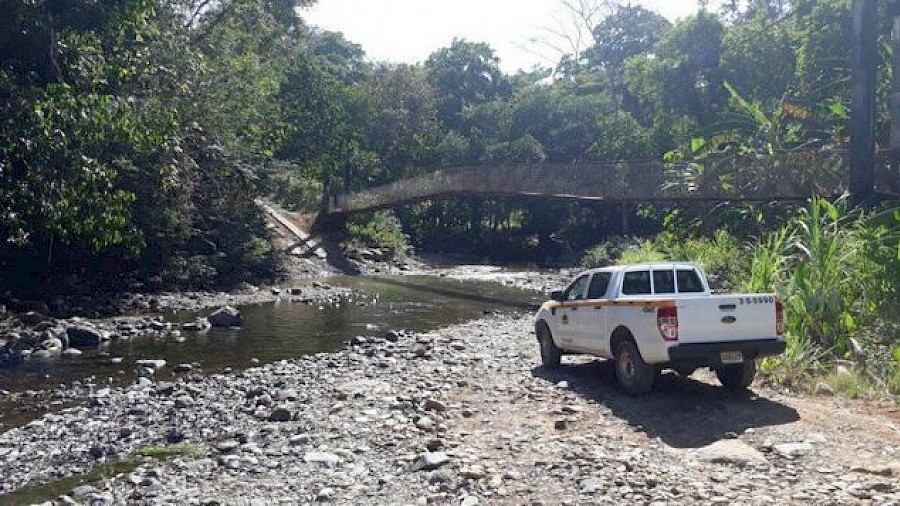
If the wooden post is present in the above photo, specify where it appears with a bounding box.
[621,201,629,235]
[849,0,877,205]
[891,11,900,149]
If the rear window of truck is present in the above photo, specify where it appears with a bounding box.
[676,269,704,293]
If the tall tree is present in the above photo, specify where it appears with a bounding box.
[424,39,510,132]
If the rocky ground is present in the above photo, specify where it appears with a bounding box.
[346,251,574,295]
[1,314,897,505]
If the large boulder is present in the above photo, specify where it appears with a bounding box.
[208,306,242,327]
[66,325,104,347]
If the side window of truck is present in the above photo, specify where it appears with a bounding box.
[652,270,675,294]
[564,275,590,300]
[676,269,704,293]
[622,271,651,295]
[587,272,611,299]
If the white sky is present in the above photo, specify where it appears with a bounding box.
[300,1,710,73]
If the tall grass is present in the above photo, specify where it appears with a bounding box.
[741,227,792,294]
[749,197,889,359]
[584,198,898,391]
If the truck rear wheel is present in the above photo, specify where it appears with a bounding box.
[716,360,756,391]
[614,340,654,396]
[536,322,561,369]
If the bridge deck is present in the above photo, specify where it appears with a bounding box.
[327,159,900,215]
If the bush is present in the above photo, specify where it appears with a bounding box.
[747,198,899,392]
[581,230,744,289]
[345,210,411,259]
[263,164,324,213]
[748,198,887,357]
[581,236,643,267]
[659,230,744,289]
[757,334,828,387]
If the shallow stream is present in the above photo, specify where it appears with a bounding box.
[0,275,543,394]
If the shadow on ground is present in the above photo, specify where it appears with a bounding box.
[532,360,799,449]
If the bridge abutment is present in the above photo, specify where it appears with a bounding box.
[311,211,349,236]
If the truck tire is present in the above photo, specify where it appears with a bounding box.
[716,360,756,391]
[536,322,561,369]
[614,339,654,396]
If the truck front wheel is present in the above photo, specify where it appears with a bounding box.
[536,322,561,369]
[614,340,654,396]
[716,361,756,391]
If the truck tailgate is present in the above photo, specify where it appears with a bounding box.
[675,294,779,343]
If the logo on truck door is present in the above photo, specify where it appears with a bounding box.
[561,314,569,325]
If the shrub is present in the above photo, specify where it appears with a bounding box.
[742,198,881,356]
[345,210,411,259]
[582,230,744,290]
[581,236,643,267]
[757,333,828,387]
[265,167,324,213]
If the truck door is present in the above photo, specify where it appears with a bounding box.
[556,274,590,348]
[575,272,611,352]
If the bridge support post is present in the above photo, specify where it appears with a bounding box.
[891,7,900,150]
[849,0,877,206]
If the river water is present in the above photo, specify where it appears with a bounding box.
[0,275,543,393]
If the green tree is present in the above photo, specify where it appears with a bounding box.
[625,10,726,147]
[362,64,440,181]
[425,39,511,131]
[720,12,796,104]
[583,5,671,76]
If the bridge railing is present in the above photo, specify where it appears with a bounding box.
[330,152,898,214]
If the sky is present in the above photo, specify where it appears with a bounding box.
[300,0,711,73]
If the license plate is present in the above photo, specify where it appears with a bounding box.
[720,351,743,364]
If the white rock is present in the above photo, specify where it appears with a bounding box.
[304,451,341,466]
[773,442,813,458]
[694,440,768,466]
[413,452,450,471]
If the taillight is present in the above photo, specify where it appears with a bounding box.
[775,299,784,337]
[657,306,678,341]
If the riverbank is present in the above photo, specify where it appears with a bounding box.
[2,313,898,504]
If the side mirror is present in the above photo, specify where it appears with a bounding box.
[550,290,564,302]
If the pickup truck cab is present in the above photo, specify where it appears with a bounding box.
[534,262,786,395]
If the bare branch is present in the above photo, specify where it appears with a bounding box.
[539,0,620,69]
[186,0,217,29]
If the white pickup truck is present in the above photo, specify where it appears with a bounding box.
[534,262,785,395]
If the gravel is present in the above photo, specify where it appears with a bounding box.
[0,314,898,504]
